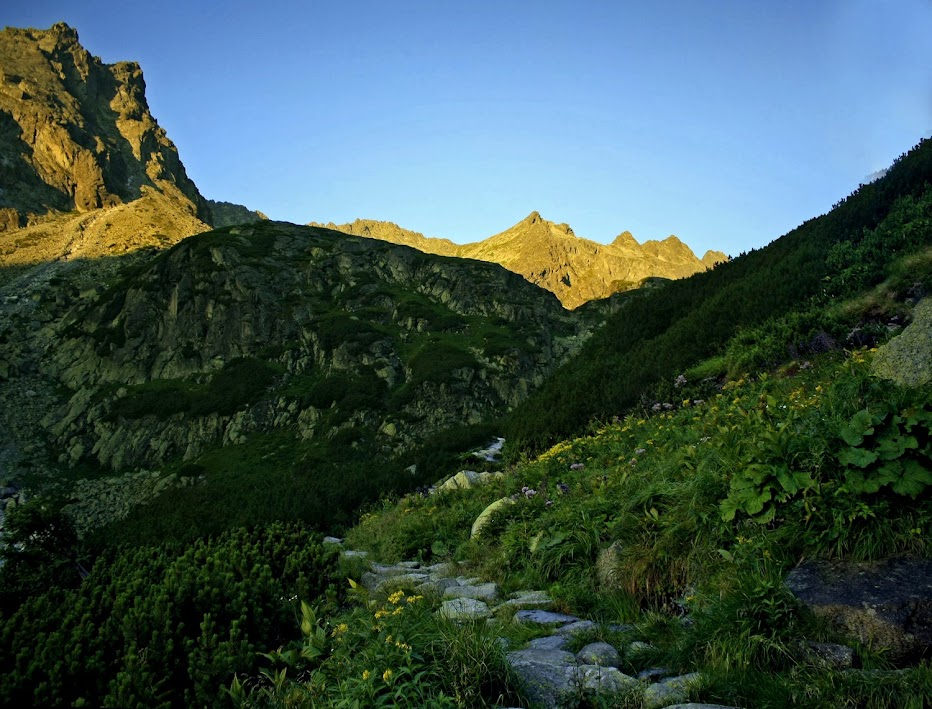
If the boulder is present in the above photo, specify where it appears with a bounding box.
[506,648,578,708]
[643,673,702,709]
[443,582,500,602]
[785,558,932,662]
[555,620,598,636]
[439,597,492,621]
[804,641,856,669]
[528,635,570,651]
[499,590,554,609]
[514,610,581,627]
[576,641,621,667]
[435,469,482,493]
[871,297,932,387]
[575,665,637,695]
[470,496,516,538]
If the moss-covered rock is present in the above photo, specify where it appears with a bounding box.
[871,297,932,387]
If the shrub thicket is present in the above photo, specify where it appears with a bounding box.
[0,523,338,707]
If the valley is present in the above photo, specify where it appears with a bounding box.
[0,20,930,709]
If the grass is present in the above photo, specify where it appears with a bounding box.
[323,341,931,707]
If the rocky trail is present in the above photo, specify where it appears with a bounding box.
[329,536,734,709]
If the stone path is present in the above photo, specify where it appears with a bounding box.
[326,538,740,709]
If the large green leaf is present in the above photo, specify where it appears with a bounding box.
[840,409,877,446]
[877,434,918,461]
[891,459,932,498]
[838,446,879,469]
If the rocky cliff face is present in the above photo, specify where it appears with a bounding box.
[206,199,269,228]
[319,212,725,309]
[0,23,210,228]
[14,221,581,474]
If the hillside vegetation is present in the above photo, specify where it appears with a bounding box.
[242,229,930,706]
[506,139,932,455]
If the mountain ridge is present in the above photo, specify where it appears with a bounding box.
[313,212,728,308]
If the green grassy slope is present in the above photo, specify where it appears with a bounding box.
[506,139,932,456]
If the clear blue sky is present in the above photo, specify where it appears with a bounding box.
[5,1,931,256]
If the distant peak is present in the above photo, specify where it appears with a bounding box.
[524,211,542,224]
[612,230,638,247]
[662,235,684,244]
[50,22,78,36]
[40,22,80,44]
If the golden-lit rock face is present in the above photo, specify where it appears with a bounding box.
[0,22,210,227]
[315,212,727,309]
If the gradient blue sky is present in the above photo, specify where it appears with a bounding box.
[5,1,931,256]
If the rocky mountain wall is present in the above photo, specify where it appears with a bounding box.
[0,23,210,228]
[23,222,583,472]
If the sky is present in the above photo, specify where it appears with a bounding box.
[4,1,931,257]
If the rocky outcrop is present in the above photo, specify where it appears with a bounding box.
[0,23,210,226]
[871,297,932,387]
[21,221,581,473]
[206,199,269,228]
[785,557,932,662]
[701,250,728,269]
[319,212,727,309]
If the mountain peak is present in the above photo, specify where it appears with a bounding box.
[612,230,639,248]
[524,211,543,224]
[0,23,209,225]
[48,21,79,39]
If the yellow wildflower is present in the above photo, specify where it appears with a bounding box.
[392,607,404,616]
[374,609,389,619]
[385,634,393,644]
[383,669,393,682]
[388,590,405,605]
[362,670,371,680]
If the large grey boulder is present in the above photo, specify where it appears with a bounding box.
[576,641,621,667]
[506,648,579,708]
[471,496,516,538]
[871,297,932,387]
[443,581,500,602]
[528,635,571,651]
[643,673,702,709]
[499,590,553,609]
[575,665,637,695]
[439,597,492,621]
[785,558,932,662]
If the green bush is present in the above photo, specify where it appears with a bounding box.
[408,339,478,385]
[316,312,383,351]
[109,357,279,420]
[0,523,339,707]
